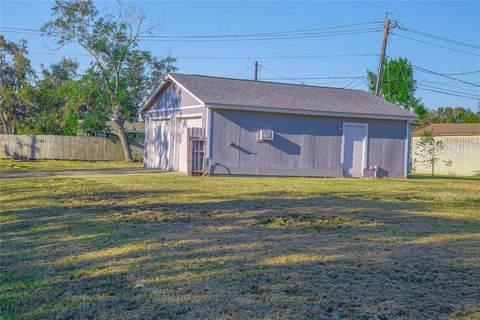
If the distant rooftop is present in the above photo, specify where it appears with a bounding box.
[412,123,480,136]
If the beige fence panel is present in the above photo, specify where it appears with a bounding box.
[0,134,144,161]
[412,135,480,176]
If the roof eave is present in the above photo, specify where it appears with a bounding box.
[206,103,419,121]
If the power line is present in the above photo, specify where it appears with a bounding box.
[25,51,379,60]
[255,66,367,87]
[413,65,480,87]
[350,78,368,89]
[261,76,365,80]
[417,86,480,100]
[140,29,383,42]
[391,32,480,57]
[236,66,253,78]
[400,26,480,50]
[377,74,480,98]
[417,81,480,89]
[2,27,383,42]
[142,22,383,38]
[418,80,480,85]
[343,77,363,89]
[1,21,381,38]
[416,84,480,99]
[176,53,379,60]
[260,66,304,84]
[442,71,480,76]
[1,25,383,42]
[29,51,91,57]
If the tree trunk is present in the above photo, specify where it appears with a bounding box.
[431,163,435,177]
[113,108,133,161]
[0,112,10,134]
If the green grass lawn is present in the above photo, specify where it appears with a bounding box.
[0,159,142,174]
[1,162,479,319]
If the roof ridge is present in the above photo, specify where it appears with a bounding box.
[170,72,366,92]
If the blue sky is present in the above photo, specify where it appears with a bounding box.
[1,1,479,111]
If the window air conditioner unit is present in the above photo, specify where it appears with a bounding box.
[258,129,274,142]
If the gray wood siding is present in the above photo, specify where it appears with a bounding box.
[209,109,407,177]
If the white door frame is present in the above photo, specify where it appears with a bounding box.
[150,118,171,170]
[175,115,203,172]
[341,122,368,177]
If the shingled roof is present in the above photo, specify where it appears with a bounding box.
[145,73,418,120]
[412,123,480,136]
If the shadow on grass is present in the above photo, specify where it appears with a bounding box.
[1,189,479,319]
[410,174,480,181]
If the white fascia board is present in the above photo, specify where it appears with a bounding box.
[140,74,206,113]
[140,78,170,113]
[167,74,205,106]
[206,103,419,121]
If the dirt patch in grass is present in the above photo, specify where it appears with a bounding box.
[1,174,479,319]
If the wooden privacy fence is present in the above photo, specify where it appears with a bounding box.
[0,134,144,161]
[411,135,480,176]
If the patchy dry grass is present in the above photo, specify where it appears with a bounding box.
[0,165,479,319]
[0,159,142,174]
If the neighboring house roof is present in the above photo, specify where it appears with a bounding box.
[78,120,144,134]
[412,123,480,136]
[105,121,144,133]
[142,73,418,120]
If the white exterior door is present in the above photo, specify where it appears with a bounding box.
[343,124,367,177]
[147,119,170,169]
[177,117,202,172]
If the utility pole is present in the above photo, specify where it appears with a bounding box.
[375,13,392,97]
[254,61,259,81]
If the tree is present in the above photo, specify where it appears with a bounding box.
[0,35,35,134]
[69,69,111,135]
[414,130,450,176]
[418,106,480,127]
[367,57,427,117]
[25,58,81,135]
[42,0,176,160]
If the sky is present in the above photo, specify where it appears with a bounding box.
[1,1,479,111]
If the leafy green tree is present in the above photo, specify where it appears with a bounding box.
[419,106,480,127]
[69,69,111,135]
[0,35,35,134]
[41,0,176,160]
[414,130,450,176]
[367,57,427,117]
[24,58,81,135]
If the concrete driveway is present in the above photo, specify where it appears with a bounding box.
[0,168,162,179]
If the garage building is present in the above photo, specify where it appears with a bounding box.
[141,73,418,177]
